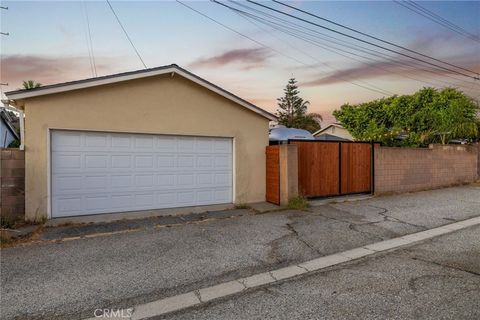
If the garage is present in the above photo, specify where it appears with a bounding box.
[51,130,233,217]
[5,64,275,221]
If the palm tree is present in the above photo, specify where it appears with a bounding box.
[22,80,42,90]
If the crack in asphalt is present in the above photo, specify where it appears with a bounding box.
[366,204,428,230]
[285,222,323,255]
[412,257,480,277]
[237,279,248,290]
[194,290,203,303]
[297,265,309,272]
[347,224,385,241]
[268,271,278,281]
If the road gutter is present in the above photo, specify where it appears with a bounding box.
[84,216,480,320]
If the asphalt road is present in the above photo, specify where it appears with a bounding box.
[0,184,479,319]
[163,224,480,320]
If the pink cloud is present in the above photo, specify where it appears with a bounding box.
[190,48,272,70]
[0,54,116,90]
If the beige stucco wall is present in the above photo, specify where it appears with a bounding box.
[20,74,270,221]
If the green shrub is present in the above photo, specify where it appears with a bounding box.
[287,196,310,210]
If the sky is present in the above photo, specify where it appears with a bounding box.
[1,0,479,123]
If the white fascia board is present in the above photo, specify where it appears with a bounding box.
[5,66,276,121]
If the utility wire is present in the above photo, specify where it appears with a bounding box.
[225,1,476,91]
[230,5,394,95]
[396,1,480,43]
[409,1,480,40]
[215,1,394,96]
[106,0,147,69]
[200,0,393,96]
[82,1,97,77]
[261,0,479,80]
[176,0,309,67]
[272,0,479,75]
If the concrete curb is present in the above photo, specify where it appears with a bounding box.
[84,216,480,320]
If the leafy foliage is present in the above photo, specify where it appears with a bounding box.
[333,87,479,147]
[22,80,42,90]
[286,196,310,210]
[276,78,322,133]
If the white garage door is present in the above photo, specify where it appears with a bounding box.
[51,130,233,217]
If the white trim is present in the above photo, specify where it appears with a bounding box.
[232,137,236,203]
[5,66,276,121]
[47,129,52,219]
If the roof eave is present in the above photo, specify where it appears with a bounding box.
[5,65,276,121]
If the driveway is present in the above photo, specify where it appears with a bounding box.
[1,184,479,319]
[164,224,480,320]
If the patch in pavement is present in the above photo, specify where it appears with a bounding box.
[40,209,251,241]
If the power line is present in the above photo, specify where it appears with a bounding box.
[210,0,393,96]
[225,1,476,91]
[82,1,97,77]
[219,0,479,96]
[232,8,394,95]
[272,0,479,75]
[221,2,395,94]
[261,0,479,80]
[191,0,390,95]
[396,1,480,43]
[176,0,309,67]
[105,0,147,69]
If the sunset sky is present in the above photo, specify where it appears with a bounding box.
[1,1,479,123]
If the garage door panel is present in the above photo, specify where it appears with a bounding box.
[111,135,132,148]
[56,197,83,214]
[134,136,154,149]
[111,194,134,208]
[134,155,154,169]
[85,134,108,147]
[51,131,233,217]
[52,153,82,171]
[52,131,82,150]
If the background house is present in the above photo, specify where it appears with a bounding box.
[0,108,20,148]
[313,123,353,141]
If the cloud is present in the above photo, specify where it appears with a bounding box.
[190,48,272,70]
[0,54,116,90]
[303,54,480,87]
[301,28,480,88]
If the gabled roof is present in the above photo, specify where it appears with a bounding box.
[5,64,276,121]
[312,123,345,136]
[0,109,20,140]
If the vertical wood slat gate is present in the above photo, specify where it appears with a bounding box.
[265,145,280,205]
[289,140,373,198]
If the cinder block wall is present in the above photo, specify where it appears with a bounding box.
[374,144,478,194]
[0,148,25,224]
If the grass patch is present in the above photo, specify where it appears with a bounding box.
[286,196,310,210]
[234,203,251,210]
[1,216,16,229]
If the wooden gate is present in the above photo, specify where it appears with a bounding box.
[289,140,373,198]
[265,145,280,204]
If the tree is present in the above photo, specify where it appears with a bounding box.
[276,78,321,133]
[22,80,42,90]
[333,87,479,147]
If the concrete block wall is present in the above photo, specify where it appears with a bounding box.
[374,144,478,194]
[0,148,25,224]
